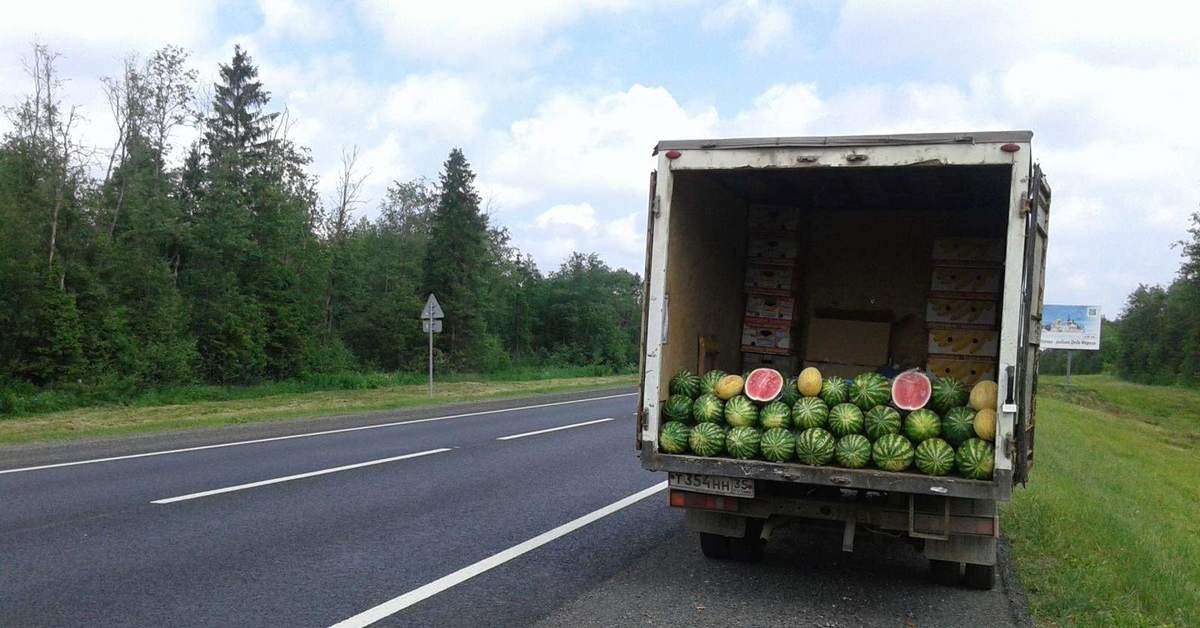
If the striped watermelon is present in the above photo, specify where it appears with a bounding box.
[942,407,976,446]
[691,393,724,424]
[820,377,850,406]
[760,427,796,462]
[663,394,693,423]
[669,370,701,398]
[699,370,726,396]
[724,396,759,427]
[758,401,792,429]
[791,397,829,430]
[835,434,872,468]
[828,403,865,437]
[658,421,691,454]
[688,422,726,457]
[914,438,956,476]
[957,438,995,480]
[872,433,915,472]
[725,426,761,459]
[850,372,892,410]
[864,405,902,441]
[904,408,942,442]
[777,377,801,406]
[795,428,836,465]
[930,376,968,415]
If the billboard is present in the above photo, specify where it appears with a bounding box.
[1041,304,1102,350]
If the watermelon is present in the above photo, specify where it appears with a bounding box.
[942,407,976,446]
[745,368,785,403]
[692,393,724,424]
[820,377,850,406]
[792,397,829,430]
[725,426,762,459]
[688,422,726,457]
[663,394,693,423]
[974,408,997,441]
[699,370,726,396]
[797,367,823,397]
[758,401,792,429]
[914,438,956,476]
[864,405,902,441]
[891,369,932,410]
[715,374,744,400]
[850,372,892,410]
[795,428,836,465]
[930,376,968,415]
[957,438,995,480]
[828,403,865,437]
[904,408,942,442]
[724,395,759,427]
[872,433,915,472]
[777,377,801,406]
[760,427,796,462]
[669,370,701,399]
[969,380,998,411]
[659,421,692,454]
[835,434,872,468]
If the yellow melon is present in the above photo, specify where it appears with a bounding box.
[797,367,823,397]
[715,374,744,400]
[969,380,998,411]
[974,407,996,441]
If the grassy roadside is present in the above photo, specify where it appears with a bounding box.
[0,373,636,446]
[1002,374,1199,626]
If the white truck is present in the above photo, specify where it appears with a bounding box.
[636,131,1050,589]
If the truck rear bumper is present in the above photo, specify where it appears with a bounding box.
[643,446,1012,501]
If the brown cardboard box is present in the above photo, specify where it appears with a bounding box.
[805,318,891,367]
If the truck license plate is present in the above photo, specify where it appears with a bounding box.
[668,473,754,498]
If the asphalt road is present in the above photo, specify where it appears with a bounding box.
[0,390,1030,627]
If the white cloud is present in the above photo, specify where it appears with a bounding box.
[375,73,486,136]
[728,83,824,136]
[536,203,598,231]
[605,212,645,256]
[258,0,340,42]
[702,0,796,55]
[0,1,216,48]
[490,84,717,195]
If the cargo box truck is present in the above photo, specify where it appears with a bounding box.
[636,131,1050,589]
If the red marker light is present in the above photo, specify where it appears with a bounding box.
[665,150,682,160]
[1000,143,1021,153]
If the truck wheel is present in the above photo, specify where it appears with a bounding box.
[928,559,961,586]
[963,563,995,590]
[699,533,731,559]
[728,518,765,562]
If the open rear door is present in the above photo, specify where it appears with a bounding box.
[1013,163,1050,484]
[636,171,657,450]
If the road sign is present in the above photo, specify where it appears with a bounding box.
[422,319,443,333]
[421,293,444,320]
[1041,304,1101,350]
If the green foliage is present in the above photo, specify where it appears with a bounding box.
[0,43,643,409]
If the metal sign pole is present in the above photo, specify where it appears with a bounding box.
[428,319,434,397]
[421,293,444,398]
[1065,350,1072,386]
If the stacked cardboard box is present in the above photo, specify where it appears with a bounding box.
[741,206,799,374]
[926,238,1003,385]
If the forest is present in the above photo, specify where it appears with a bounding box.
[0,44,642,408]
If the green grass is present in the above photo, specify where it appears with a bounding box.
[0,368,636,446]
[1003,374,1200,627]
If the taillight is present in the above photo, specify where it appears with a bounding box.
[664,149,682,160]
[1000,143,1021,153]
[669,490,740,511]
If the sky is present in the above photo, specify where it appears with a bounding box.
[2,0,1198,316]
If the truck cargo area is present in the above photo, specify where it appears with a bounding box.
[659,165,1011,385]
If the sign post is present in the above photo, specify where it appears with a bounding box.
[421,294,445,397]
[1041,304,1101,387]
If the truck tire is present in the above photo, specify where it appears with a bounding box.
[928,559,961,586]
[963,563,995,590]
[698,519,764,562]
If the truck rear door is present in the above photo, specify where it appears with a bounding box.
[1013,163,1050,484]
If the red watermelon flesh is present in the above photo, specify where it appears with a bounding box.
[745,368,784,402]
[891,370,932,410]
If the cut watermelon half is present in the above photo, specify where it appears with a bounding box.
[891,369,932,411]
[744,368,785,403]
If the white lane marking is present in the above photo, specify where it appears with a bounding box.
[329,480,667,628]
[150,448,453,504]
[0,392,637,476]
[495,418,614,441]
